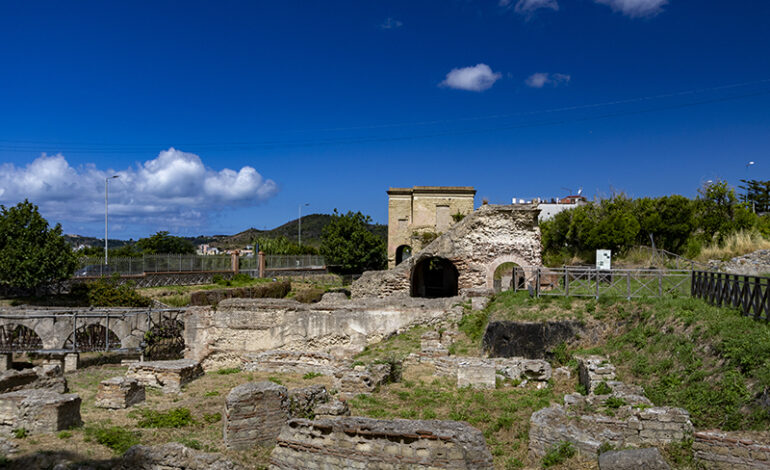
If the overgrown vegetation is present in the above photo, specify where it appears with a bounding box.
[541,441,576,467]
[71,277,152,307]
[131,407,195,428]
[84,425,141,454]
[541,181,770,265]
[321,209,386,274]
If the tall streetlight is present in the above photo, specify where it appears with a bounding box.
[105,175,119,265]
[298,203,309,247]
[746,161,756,213]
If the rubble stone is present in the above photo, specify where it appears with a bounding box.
[120,442,243,470]
[334,363,392,399]
[288,385,328,418]
[0,364,67,394]
[224,381,289,450]
[269,417,494,469]
[598,448,671,470]
[457,359,496,389]
[577,355,616,394]
[313,399,350,418]
[694,430,770,469]
[126,359,203,394]
[243,350,344,376]
[0,389,82,435]
[95,376,145,409]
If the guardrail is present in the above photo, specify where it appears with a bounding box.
[692,271,770,320]
[508,266,691,299]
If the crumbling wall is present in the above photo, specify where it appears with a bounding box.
[352,204,542,298]
[224,382,289,450]
[269,417,494,469]
[185,297,463,369]
[694,431,770,469]
[120,443,243,470]
[0,390,82,435]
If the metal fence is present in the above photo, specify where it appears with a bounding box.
[509,266,691,299]
[76,254,327,277]
[692,271,770,320]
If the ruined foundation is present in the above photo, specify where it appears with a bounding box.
[694,430,770,469]
[0,389,82,435]
[224,381,289,450]
[95,376,145,409]
[269,417,494,469]
[126,359,203,393]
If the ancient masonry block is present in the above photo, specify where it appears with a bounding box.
[420,330,449,357]
[63,353,80,373]
[288,385,328,419]
[0,389,82,435]
[269,417,494,470]
[0,364,67,394]
[95,377,145,409]
[224,381,289,450]
[120,442,243,470]
[456,359,496,390]
[598,448,671,470]
[577,355,616,393]
[243,350,343,376]
[334,363,392,399]
[313,399,350,419]
[529,393,692,458]
[693,430,770,469]
[126,359,203,394]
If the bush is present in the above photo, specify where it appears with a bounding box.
[189,280,290,305]
[294,288,325,303]
[216,367,241,375]
[594,381,613,395]
[133,407,194,428]
[74,278,152,307]
[84,425,140,454]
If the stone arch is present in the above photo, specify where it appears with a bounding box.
[485,254,532,290]
[63,322,121,352]
[395,245,412,266]
[410,257,459,298]
[0,324,44,352]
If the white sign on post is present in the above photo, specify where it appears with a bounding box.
[596,249,611,270]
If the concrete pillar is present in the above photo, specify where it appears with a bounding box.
[231,251,239,274]
[64,353,80,373]
[0,353,11,372]
[258,251,265,278]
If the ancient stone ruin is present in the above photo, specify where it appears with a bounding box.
[352,204,542,299]
[693,430,770,469]
[0,364,67,394]
[126,359,203,393]
[119,442,243,470]
[95,376,145,409]
[224,381,290,450]
[0,389,82,435]
[268,417,494,469]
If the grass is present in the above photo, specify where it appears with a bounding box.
[541,441,576,468]
[84,425,140,455]
[132,407,195,428]
[354,325,427,363]
[697,229,770,261]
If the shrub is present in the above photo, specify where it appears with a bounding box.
[294,288,325,304]
[203,412,221,424]
[133,407,194,428]
[189,280,290,306]
[604,396,627,409]
[216,367,241,375]
[12,428,27,439]
[541,441,576,467]
[303,372,323,380]
[594,381,613,395]
[78,278,152,307]
[84,425,140,454]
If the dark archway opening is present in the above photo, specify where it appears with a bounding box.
[395,245,412,266]
[0,325,43,352]
[144,319,185,360]
[64,324,120,352]
[411,257,459,298]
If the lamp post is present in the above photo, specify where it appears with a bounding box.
[105,175,119,265]
[298,203,309,247]
[746,161,756,213]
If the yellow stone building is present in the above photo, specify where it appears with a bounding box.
[387,186,476,268]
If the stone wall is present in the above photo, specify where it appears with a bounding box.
[185,296,463,369]
[694,430,770,469]
[483,320,583,359]
[243,350,345,376]
[0,389,82,435]
[224,381,290,450]
[126,359,203,393]
[0,365,67,394]
[120,443,243,470]
[353,204,542,298]
[269,417,494,469]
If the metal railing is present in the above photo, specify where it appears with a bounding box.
[76,254,327,277]
[509,266,691,299]
[692,271,770,320]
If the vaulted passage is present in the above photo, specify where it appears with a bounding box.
[410,257,459,298]
[395,245,412,266]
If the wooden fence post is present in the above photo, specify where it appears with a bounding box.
[258,251,265,279]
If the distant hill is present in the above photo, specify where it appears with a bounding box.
[210,213,387,249]
[65,213,387,251]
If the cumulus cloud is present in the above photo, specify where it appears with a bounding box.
[0,148,278,229]
[379,17,403,29]
[503,0,559,15]
[440,64,502,92]
[525,72,571,88]
[594,0,668,18]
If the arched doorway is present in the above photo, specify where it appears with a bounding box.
[64,324,121,352]
[411,257,459,298]
[493,262,525,292]
[395,245,412,265]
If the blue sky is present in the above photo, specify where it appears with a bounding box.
[0,0,768,239]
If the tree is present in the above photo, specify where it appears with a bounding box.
[136,231,195,254]
[0,200,77,292]
[321,210,386,274]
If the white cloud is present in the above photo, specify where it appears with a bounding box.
[379,17,403,29]
[510,0,559,15]
[525,72,571,88]
[0,148,278,229]
[440,64,502,92]
[594,0,668,18]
